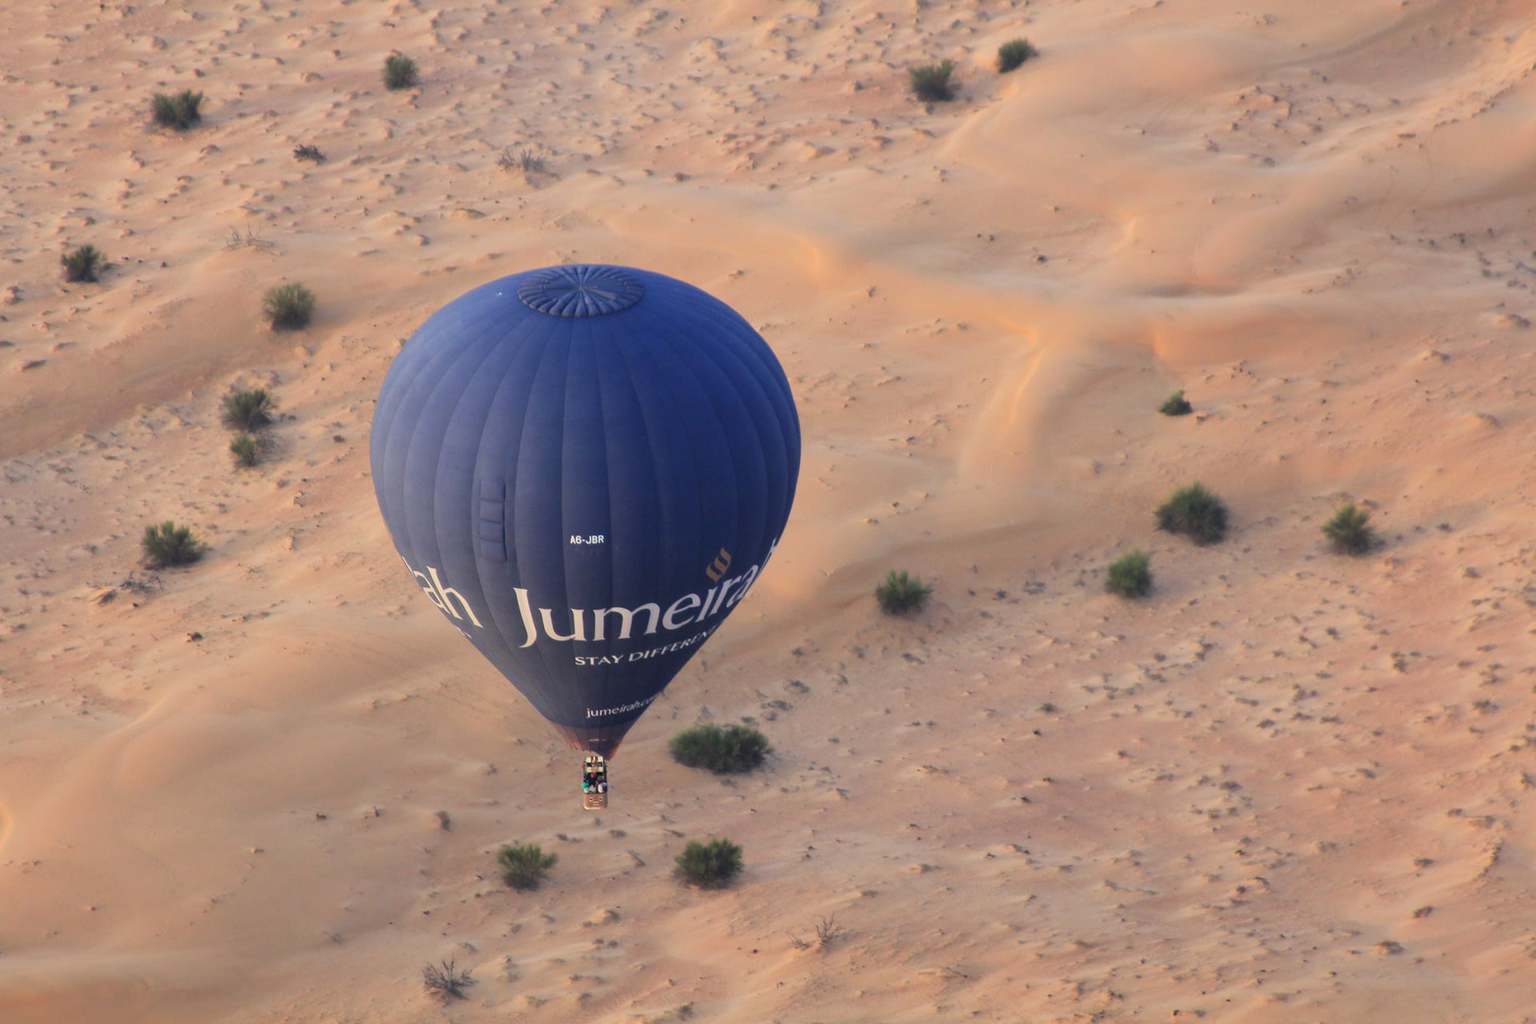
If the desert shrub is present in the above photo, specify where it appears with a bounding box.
[230,433,260,468]
[996,38,1038,73]
[791,915,845,952]
[669,723,770,774]
[675,838,743,889]
[151,90,203,131]
[221,388,274,431]
[1323,503,1376,555]
[909,60,956,102]
[1156,483,1228,545]
[497,843,556,891]
[421,960,474,1001]
[142,521,205,569]
[1159,390,1192,416]
[263,282,315,330]
[293,144,325,163]
[224,227,273,251]
[875,569,932,615]
[1106,550,1152,598]
[384,53,419,90]
[497,146,546,174]
[62,244,105,283]
[221,388,275,431]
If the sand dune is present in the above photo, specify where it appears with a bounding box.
[3,0,1536,1021]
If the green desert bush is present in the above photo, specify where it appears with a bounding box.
[1106,550,1152,598]
[263,282,315,330]
[142,521,205,569]
[1323,503,1376,555]
[1156,483,1228,545]
[996,38,1038,73]
[61,244,105,283]
[1159,390,1192,416]
[669,723,770,774]
[675,838,743,889]
[421,960,474,1002]
[151,90,203,131]
[230,433,260,468]
[497,843,556,891]
[909,60,956,102]
[221,388,275,431]
[875,569,932,615]
[292,144,325,163]
[384,53,419,90]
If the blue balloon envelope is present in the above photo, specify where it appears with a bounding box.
[370,265,800,757]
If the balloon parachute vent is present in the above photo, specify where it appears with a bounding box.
[517,265,644,318]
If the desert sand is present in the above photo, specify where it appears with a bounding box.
[3,0,1536,1021]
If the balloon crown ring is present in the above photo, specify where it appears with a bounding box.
[517,265,645,318]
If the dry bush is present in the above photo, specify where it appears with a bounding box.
[498,146,547,174]
[422,960,474,1001]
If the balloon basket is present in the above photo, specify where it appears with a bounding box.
[581,753,609,811]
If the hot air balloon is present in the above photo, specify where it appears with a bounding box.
[369,264,800,807]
